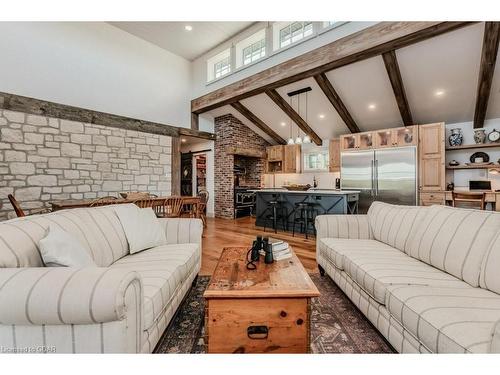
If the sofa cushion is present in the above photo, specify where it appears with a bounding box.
[318,238,398,270]
[343,249,466,305]
[0,206,129,268]
[406,205,500,287]
[367,201,429,253]
[110,243,200,331]
[386,285,500,353]
[39,225,96,267]
[113,205,166,254]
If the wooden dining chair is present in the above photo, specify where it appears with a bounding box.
[160,197,184,218]
[197,189,209,227]
[451,191,486,210]
[89,196,120,207]
[8,194,51,217]
[132,197,156,209]
[8,194,26,217]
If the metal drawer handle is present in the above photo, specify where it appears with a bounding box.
[247,325,269,339]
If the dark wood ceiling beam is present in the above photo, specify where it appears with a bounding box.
[265,89,322,146]
[230,101,286,145]
[314,73,360,133]
[192,22,475,114]
[474,22,500,129]
[382,50,414,126]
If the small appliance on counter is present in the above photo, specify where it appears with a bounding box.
[335,178,341,190]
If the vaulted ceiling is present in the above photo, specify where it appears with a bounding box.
[203,22,500,144]
[109,22,255,61]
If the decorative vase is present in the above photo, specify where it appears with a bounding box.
[474,128,486,144]
[448,128,463,147]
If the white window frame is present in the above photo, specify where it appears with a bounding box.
[242,39,266,66]
[278,22,314,49]
[205,22,351,85]
[320,21,348,33]
[213,56,231,79]
[206,48,231,82]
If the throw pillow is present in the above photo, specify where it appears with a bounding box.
[39,226,96,267]
[113,204,167,254]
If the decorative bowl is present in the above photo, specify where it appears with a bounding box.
[282,184,311,191]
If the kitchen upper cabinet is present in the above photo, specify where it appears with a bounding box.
[394,125,418,147]
[329,139,340,172]
[418,122,445,191]
[341,126,418,151]
[267,145,284,161]
[340,134,360,151]
[283,145,301,173]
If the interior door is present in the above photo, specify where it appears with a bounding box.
[375,147,417,206]
[341,150,374,213]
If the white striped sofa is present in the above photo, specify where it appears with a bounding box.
[316,201,500,353]
[0,204,202,353]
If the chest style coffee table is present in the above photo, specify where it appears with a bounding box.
[203,247,320,353]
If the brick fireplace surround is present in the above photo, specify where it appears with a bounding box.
[214,114,270,219]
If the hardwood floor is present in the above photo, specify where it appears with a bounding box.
[200,216,318,276]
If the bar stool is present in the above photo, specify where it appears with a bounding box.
[263,200,287,233]
[291,202,315,239]
[306,201,322,237]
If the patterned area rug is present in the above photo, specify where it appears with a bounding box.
[154,274,394,354]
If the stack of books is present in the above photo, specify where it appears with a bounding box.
[259,238,292,261]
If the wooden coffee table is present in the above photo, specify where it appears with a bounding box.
[204,247,320,353]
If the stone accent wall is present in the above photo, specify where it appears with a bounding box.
[0,109,172,221]
[214,114,270,219]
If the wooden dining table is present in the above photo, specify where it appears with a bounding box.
[50,196,201,214]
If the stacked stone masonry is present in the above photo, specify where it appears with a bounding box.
[0,109,172,221]
[214,114,270,219]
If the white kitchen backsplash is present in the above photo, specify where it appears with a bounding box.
[262,171,340,189]
[446,118,500,190]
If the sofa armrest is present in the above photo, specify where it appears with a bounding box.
[0,267,142,325]
[158,218,203,245]
[315,214,373,240]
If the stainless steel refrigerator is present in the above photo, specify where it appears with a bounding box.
[341,147,417,213]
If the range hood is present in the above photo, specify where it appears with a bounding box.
[226,146,266,158]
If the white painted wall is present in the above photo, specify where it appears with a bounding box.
[191,22,377,98]
[180,140,215,217]
[0,22,192,128]
[445,119,500,190]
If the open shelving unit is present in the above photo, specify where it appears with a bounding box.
[446,143,500,151]
[446,164,500,170]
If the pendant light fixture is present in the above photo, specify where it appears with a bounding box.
[302,91,311,144]
[295,94,302,144]
[287,96,294,144]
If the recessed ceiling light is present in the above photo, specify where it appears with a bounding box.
[318,114,325,119]
[368,104,376,110]
[434,90,445,97]
[181,138,187,143]
[280,122,286,127]
[184,25,193,31]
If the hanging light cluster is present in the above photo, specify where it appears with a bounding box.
[286,90,311,145]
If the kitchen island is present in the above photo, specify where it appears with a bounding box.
[252,189,359,234]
